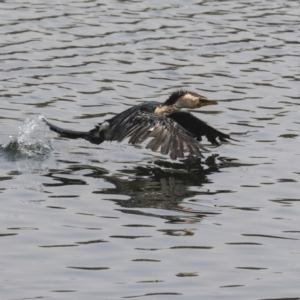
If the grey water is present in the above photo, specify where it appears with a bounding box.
[0,1,300,299]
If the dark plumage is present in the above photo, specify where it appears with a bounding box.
[44,90,233,160]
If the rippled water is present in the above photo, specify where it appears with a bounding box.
[1,1,300,299]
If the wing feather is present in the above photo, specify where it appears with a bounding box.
[168,111,231,145]
[129,123,152,144]
[107,109,205,159]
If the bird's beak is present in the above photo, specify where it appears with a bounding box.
[198,98,218,108]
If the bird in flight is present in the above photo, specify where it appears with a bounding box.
[44,90,233,160]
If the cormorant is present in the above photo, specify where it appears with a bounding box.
[44,90,232,160]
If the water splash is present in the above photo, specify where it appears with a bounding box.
[1,115,52,161]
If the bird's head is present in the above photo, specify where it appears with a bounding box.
[164,90,218,109]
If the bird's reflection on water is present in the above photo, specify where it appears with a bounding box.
[42,154,239,224]
[99,162,219,224]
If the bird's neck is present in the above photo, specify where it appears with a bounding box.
[154,105,179,116]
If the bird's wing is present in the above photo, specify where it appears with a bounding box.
[108,109,206,160]
[168,111,231,145]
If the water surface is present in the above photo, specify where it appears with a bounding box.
[0,1,300,299]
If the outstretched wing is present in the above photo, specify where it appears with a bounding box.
[168,111,231,145]
[107,108,206,160]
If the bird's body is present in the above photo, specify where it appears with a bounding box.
[44,90,232,160]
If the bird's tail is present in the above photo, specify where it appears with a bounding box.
[43,118,103,145]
